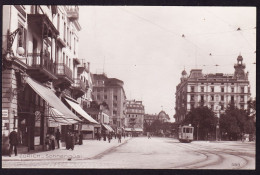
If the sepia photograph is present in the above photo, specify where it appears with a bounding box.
[1,4,256,170]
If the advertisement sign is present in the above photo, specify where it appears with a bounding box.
[2,109,8,118]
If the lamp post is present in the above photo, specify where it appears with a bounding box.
[3,27,25,70]
[216,105,220,141]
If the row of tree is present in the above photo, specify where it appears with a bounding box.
[181,99,256,141]
[144,99,256,141]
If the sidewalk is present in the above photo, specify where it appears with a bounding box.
[2,137,132,162]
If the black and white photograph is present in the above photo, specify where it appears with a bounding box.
[1,4,256,170]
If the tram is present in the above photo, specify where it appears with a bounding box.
[178,125,194,143]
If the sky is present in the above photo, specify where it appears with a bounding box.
[78,6,256,122]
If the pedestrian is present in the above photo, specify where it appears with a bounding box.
[108,132,111,143]
[49,132,55,150]
[9,129,19,157]
[66,132,70,150]
[103,132,106,141]
[117,133,121,143]
[147,132,151,139]
[79,132,83,145]
[45,133,50,150]
[114,132,117,139]
[55,129,61,148]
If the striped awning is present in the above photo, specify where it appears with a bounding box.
[26,77,81,123]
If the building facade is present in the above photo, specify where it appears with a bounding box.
[174,55,251,123]
[125,100,145,133]
[92,73,127,132]
[158,110,170,123]
[2,5,97,154]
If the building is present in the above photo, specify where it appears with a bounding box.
[125,100,145,134]
[144,114,158,125]
[92,73,127,133]
[174,55,251,123]
[2,5,97,154]
[158,110,170,123]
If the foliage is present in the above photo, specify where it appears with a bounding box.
[220,104,255,141]
[182,106,217,140]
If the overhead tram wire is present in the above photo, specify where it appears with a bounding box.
[116,7,255,69]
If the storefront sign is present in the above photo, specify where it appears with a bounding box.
[81,124,94,131]
[34,136,40,145]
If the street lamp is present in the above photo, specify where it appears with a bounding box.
[3,27,25,70]
[216,105,221,141]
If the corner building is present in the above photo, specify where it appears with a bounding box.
[174,55,251,123]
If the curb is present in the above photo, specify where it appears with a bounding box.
[2,138,132,162]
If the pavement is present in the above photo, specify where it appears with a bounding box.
[2,136,132,162]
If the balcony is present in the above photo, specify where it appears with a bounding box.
[53,63,73,90]
[27,52,57,82]
[66,6,79,21]
[72,78,86,98]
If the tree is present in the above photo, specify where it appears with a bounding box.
[182,106,217,140]
[150,119,162,135]
[220,103,255,141]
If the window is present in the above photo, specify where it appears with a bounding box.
[240,105,244,110]
[113,110,117,115]
[191,104,194,109]
[221,87,224,92]
[191,86,194,92]
[113,103,117,107]
[240,95,244,102]
[97,94,100,100]
[211,105,214,109]
[231,87,234,93]
[201,86,204,92]
[57,14,60,31]
[18,23,27,55]
[231,96,234,102]
[190,95,194,101]
[211,87,214,92]
[221,95,224,101]
[64,23,66,41]
[113,95,117,101]
[63,53,65,64]
[104,94,107,99]
[241,87,244,93]
[211,95,214,101]
[200,95,204,102]
[221,105,224,110]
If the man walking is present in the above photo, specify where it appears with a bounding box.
[117,133,121,143]
[55,129,61,148]
[9,129,19,157]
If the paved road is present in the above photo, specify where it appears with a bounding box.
[2,137,255,169]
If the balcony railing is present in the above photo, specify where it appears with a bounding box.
[56,63,73,81]
[27,52,55,74]
[73,78,86,91]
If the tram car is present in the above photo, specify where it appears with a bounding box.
[178,125,194,143]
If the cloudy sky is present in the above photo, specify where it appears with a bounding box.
[78,6,256,122]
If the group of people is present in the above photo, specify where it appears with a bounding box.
[96,132,126,143]
[45,129,61,150]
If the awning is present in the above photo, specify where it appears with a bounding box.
[102,124,114,132]
[48,107,77,125]
[124,128,143,132]
[26,77,81,123]
[64,98,98,124]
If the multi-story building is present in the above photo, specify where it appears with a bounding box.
[2,5,97,154]
[125,100,145,134]
[144,114,158,125]
[174,55,251,123]
[92,73,127,132]
[158,110,170,123]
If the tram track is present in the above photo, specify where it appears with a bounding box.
[170,142,250,169]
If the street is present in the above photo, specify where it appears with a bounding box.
[2,136,255,169]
